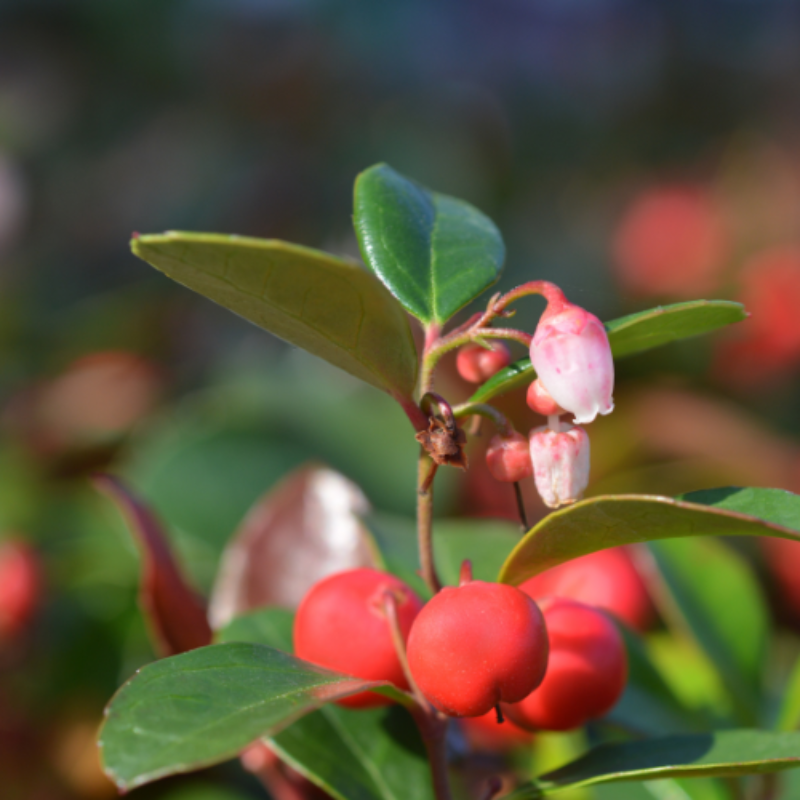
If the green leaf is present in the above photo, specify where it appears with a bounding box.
[776,656,800,732]
[468,300,747,405]
[270,705,434,800]
[506,730,800,797]
[214,607,295,651]
[210,599,435,800]
[647,538,769,725]
[606,300,747,359]
[498,488,800,586]
[606,623,708,736]
[131,232,418,399]
[99,642,393,791]
[353,163,504,324]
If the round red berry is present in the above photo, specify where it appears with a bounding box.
[0,540,41,640]
[407,580,548,717]
[294,568,424,708]
[519,547,654,633]
[505,597,627,731]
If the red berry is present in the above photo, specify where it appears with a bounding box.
[505,597,627,731]
[525,379,564,417]
[456,343,511,384]
[0,540,41,640]
[294,568,424,708]
[519,548,654,633]
[612,184,728,299]
[486,432,533,483]
[406,580,548,717]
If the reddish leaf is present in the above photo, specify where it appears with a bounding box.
[209,464,378,628]
[92,474,212,655]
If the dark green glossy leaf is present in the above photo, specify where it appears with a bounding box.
[270,705,434,800]
[468,300,747,405]
[498,488,800,586]
[507,730,800,797]
[353,163,504,324]
[214,607,294,651]
[208,573,435,800]
[647,538,769,725]
[99,643,391,791]
[131,232,418,399]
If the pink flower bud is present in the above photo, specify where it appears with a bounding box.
[486,431,533,483]
[529,425,590,508]
[529,301,614,424]
[526,378,565,417]
[456,342,511,384]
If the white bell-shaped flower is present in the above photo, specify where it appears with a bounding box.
[529,301,614,424]
[529,424,590,509]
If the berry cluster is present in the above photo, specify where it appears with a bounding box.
[293,566,627,735]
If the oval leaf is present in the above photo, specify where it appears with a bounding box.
[208,465,379,628]
[353,163,504,324]
[646,538,769,725]
[270,705,434,800]
[131,232,418,399]
[507,730,800,797]
[99,643,391,791]
[498,488,800,586]
[92,474,212,656]
[468,300,747,406]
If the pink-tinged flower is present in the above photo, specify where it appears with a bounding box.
[529,425,590,508]
[529,300,614,424]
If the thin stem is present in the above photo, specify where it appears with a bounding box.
[547,414,562,432]
[513,482,529,533]
[382,592,431,712]
[395,393,429,432]
[420,322,443,396]
[411,708,453,800]
[418,451,442,594]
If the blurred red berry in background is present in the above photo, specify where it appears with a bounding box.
[715,246,800,387]
[612,184,729,298]
[519,547,655,633]
[0,539,41,641]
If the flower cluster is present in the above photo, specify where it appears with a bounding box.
[460,285,614,510]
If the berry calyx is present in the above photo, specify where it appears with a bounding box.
[504,597,627,731]
[456,343,511,384]
[486,431,533,483]
[406,575,549,717]
[294,568,424,708]
[519,547,654,633]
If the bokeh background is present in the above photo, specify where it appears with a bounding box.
[4,1,800,798]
